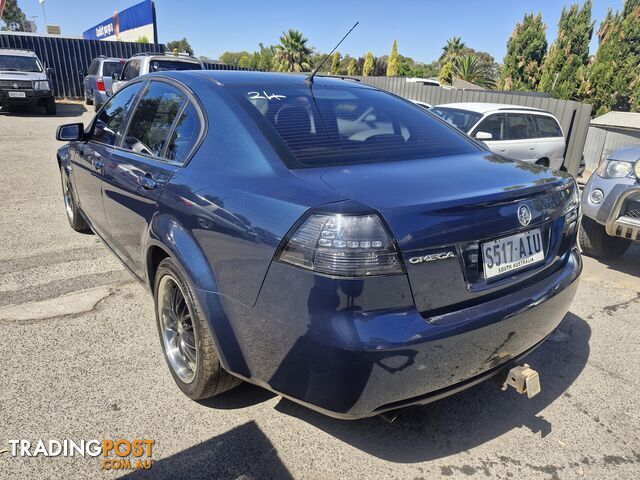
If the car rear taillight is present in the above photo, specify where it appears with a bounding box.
[96,77,106,93]
[277,214,404,277]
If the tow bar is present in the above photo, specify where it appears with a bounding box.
[501,364,541,398]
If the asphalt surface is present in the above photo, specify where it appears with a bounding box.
[0,103,639,480]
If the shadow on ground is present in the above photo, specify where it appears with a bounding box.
[591,243,640,277]
[123,421,292,480]
[0,103,87,118]
[194,312,589,466]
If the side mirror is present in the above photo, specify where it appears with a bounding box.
[112,72,119,81]
[56,123,84,141]
[475,131,493,140]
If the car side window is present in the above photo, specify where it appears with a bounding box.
[165,102,201,163]
[533,115,562,138]
[473,114,506,140]
[121,60,140,81]
[92,82,144,146]
[506,113,535,140]
[87,60,97,76]
[122,82,187,158]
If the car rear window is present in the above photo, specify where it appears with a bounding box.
[149,60,202,72]
[230,86,479,168]
[533,115,563,138]
[102,61,124,77]
[430,107,482,132]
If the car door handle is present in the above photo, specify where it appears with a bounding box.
[137,174,158,190]
[91,153,103,170]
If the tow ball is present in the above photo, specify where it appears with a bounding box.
[501,364,541,398]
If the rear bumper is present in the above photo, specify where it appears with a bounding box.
[198,248,581,419]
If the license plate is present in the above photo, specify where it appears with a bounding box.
[8,91,26,98]
[482,229,544,279]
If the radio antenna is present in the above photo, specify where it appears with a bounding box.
[306,21,359,85]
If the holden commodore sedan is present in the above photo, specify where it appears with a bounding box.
[55,71,582,419]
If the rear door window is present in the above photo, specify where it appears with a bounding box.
[121,60,140,81]
[230,86,479,168]
[506,113,535,140]
[472,114,506,140]
[101,61,123,78]
[92,82,144,146]
[533,115,563,138]
[122,81,187,158]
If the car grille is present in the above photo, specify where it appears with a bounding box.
[623,199,640,219]
[0,80,33,90]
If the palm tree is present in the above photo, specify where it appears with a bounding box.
[441,36,466,60]
[452,55,496,89]
[274,29,312,72]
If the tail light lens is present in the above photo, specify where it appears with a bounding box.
[96,77,106,93]
[277,214,404,277]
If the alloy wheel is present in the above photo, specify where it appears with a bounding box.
[157,275,198,383]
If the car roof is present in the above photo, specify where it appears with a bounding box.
[150,70,376,88]
[98,57,124,62]
[0,48,37,57]
[435,102,551,115]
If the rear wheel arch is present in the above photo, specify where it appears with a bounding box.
[535,157,550,167]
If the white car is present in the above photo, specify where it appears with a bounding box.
[431,103,566,170]
[112,52,203,93]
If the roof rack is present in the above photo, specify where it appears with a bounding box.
[313,74,361,82]
[132,51,166,57]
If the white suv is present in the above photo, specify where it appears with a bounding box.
[431,103,566,170]
[112,52,203,93]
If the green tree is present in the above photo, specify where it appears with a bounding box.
[452,55,496,88]
[439,61,453,85]
[0,0,27,31]
[440,36,466,61]
[136,36,150,44]
[331,51,341,75]
[583,0,640,114]
[166,38,194,56]
[220,51,252,67]
[539,1,594,99]
[362,51,375,76]
[274,29,312,72]
[387,40,399,76]
[347,57,357,76]
[501,13,548,90]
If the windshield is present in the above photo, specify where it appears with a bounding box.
[0,55,42,72]
[102,61,124,77]
[149,60,202,72]
[430,107,482,133]
[230,86,479,168]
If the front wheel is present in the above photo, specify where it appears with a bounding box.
[579,216,631,258]
[154,258,241,400]
[60,166,89,232]
[45,97,56,115]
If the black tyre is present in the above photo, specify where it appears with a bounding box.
[579,216,631,259]
[45,97,57,115]
[535,158,550,168]
[154,257,241,400]
[60,166,90,232]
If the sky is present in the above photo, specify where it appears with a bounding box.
[18,0,625,63]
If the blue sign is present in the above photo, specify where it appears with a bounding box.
[83,0,156,43]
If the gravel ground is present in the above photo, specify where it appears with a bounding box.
[0,103,639,479]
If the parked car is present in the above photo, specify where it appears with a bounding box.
[431,103,566,170]
[83,56,125,111]
[55,71,582,419]
[0,48,56,115]
[580,145,640,258]
[112,52,203,93]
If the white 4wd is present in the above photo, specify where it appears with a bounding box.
[0,48,56,115]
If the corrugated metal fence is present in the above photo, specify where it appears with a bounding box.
[0,33,247,99]
[355,76,593,176]
[0,32,165,99]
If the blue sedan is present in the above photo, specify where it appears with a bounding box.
[55,71,582,419]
